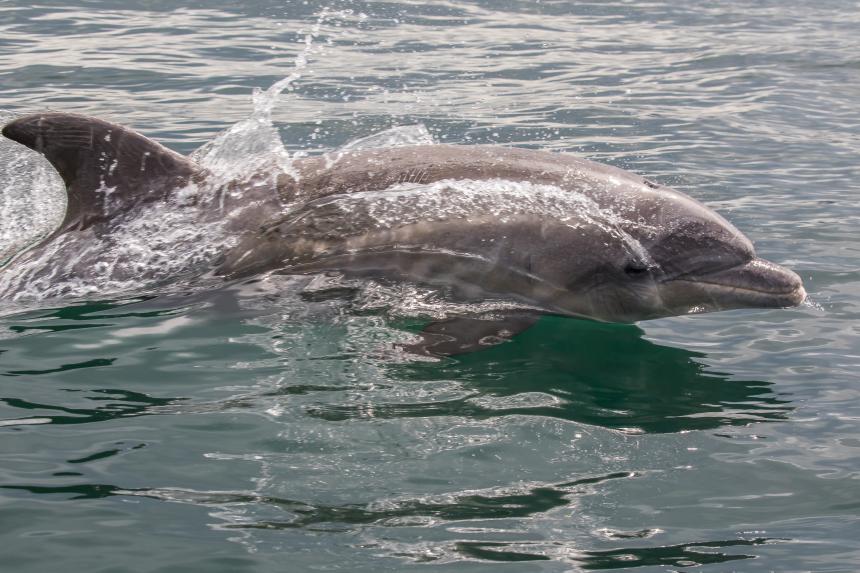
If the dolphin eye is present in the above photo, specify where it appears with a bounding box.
[624,263,649,277]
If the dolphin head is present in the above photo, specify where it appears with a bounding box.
[534,182,805,322]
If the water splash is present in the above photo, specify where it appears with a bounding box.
[306,178,603,228]
[191,8,355,186]
[0,182,232,303]
[0,9,355,304]
[337,124,437,152]
[282,177,647,261]
[0,119,66,269]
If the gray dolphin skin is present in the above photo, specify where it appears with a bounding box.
[1,113,805,352]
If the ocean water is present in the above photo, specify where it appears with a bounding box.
[1,1,859,572]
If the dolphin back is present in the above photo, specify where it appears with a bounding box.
[2,112,201,233]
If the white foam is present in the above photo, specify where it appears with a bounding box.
[0,181,234,302]
[296,178,650,262]
[336,124,437,152]
[0,133,66,268]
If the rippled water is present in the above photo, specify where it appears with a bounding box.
[1,1,859,571]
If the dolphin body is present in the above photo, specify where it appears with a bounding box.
[1,113,804,353]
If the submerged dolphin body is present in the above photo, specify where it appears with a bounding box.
[1,113,804,353]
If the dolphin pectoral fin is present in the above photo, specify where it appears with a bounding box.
[2,112,201,232]
[405,313,541,357]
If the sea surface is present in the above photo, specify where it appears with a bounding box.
[1,1,859,571]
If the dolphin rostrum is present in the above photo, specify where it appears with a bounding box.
[2,113,805,354]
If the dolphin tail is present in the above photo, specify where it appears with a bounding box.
[2,112,202,232]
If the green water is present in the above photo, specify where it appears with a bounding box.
[1,1,859,571]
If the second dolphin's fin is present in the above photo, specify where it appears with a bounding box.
[2,112,201,232]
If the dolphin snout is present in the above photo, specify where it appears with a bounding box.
[690,257,806,308]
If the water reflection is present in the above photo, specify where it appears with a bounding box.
[1,291,227,330]
[310,316,793,433]
[454,537,773,568]
[0,299,796,570]
[0,471,631,527]
[0,388,177,426]
[0,473,782,569]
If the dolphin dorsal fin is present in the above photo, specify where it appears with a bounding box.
[2,112,201,231]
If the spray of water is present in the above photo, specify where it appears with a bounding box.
[190,8,354,186]
[0,10,355,305]
[0,111,67,270]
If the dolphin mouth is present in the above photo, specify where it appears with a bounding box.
[669,257,806,309]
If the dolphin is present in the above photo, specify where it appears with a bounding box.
[1,112,804,353]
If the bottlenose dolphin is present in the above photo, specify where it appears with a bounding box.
[1,113,804,353]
